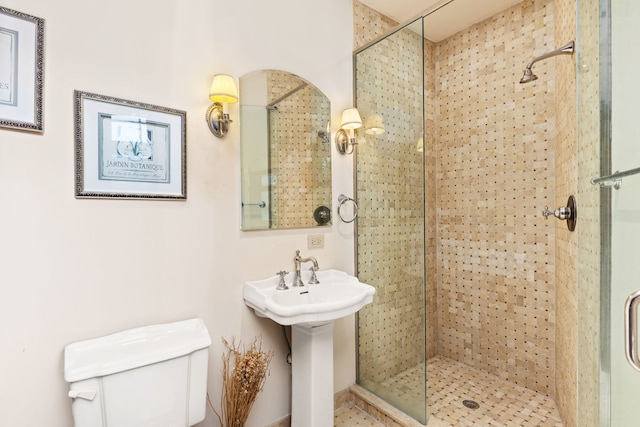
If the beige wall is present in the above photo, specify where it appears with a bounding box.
[0,0,355,426]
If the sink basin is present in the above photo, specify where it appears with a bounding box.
[243,269,375,327]
[245,268,375,426]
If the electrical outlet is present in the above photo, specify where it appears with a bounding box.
[307,234,324,249]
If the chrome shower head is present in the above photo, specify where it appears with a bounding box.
[520,68,538,84]
[519,41,575,84]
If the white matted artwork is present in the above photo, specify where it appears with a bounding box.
[0,6,44,132]
[74,90,186,200]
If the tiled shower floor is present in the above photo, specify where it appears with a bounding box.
[335,356,563,427]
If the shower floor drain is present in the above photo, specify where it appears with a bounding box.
[462,399,480,409]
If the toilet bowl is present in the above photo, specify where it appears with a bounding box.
[64,318,211,427]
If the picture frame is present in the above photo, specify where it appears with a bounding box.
[74,90,187,200]
[0,6,44,132]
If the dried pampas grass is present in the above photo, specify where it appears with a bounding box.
[210,337,274,427]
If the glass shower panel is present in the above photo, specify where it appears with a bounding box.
[608,0,640,425]
[355,18,427,424]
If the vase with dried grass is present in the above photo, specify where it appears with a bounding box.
[209,336,274,427]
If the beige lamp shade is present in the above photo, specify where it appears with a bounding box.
[209,74,239,104]
[364,114,385,135]
[340,108,362,130]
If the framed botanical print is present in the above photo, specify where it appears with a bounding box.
[74,90,187,200]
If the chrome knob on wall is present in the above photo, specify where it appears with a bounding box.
[542,206,572,220]
[542,195,577,232]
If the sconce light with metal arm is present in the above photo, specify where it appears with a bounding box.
[335,108,362,155]
[206,74,238,138]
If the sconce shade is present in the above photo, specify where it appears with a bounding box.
[209,74,239,104]
[335,107,363,155]
[364,114,385,135]
[340,108,362,130]
[206,74,237,138]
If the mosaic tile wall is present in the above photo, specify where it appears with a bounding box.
[434,0,557,396]
[553,0,578,424]
[353,1,398,50]
[354,21,428,389]
[575,0,601,425]
[310,90,332,216]
[353,6,439,403]
[353,1,602,425]
[353,5,440,363]
[266,71,331,228]
[354,0,560,395]
[356,25,425,388]
[424,38,439,360]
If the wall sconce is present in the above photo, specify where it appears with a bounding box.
[206,74,238,138]
[364,114,385,135]
[335,108,362,155]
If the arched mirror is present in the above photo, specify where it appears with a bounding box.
[239,70,332,230]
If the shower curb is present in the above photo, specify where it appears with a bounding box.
[349,384,430,426]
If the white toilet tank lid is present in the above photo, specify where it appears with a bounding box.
[64,318,211,383]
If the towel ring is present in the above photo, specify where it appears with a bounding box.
[337,194,358,223]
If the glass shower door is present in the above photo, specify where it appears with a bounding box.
[354,17,427,424]
[608,0,640,424]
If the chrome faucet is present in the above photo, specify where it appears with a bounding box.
[292,250,319,287]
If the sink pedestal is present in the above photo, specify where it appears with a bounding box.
[243,269,375,426]
[291,322,334,427]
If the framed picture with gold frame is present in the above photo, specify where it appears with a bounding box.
[0,6,44,132]
[74,90,187,200]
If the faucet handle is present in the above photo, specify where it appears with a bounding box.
[308,266,320,285]
[276,271,289,290]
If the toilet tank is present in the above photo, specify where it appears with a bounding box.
[64,318,211,427]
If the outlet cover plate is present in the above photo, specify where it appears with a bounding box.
[307,234,324,249]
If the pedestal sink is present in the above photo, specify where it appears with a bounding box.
[243,269,375,427]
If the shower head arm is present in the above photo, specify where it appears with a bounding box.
[524,41,575,70]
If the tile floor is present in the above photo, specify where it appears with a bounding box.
[335,356,563,427]
[335,403,387,426]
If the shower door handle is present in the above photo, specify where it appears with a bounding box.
[624,290,640,372]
